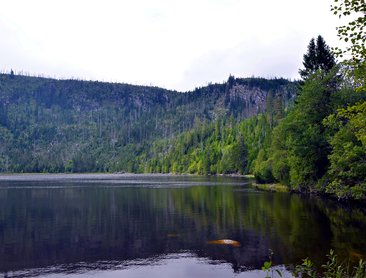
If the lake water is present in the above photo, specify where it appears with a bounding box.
[0,174,365,278]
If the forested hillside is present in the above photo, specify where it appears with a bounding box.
[0,73,297,173]
[126,115,273,175]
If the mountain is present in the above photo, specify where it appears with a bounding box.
[0,73,298,173]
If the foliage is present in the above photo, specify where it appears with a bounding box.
[299,36,336,80]
[262,249,281,278]
[0,73,296,173]
[316,0,366,200]
[331,0,366,91]
[262,260,273,278]
[295,258,317,278]
[262,250,366,278]
[324,101,366,199]
[254,149,275,183]
[138,114,273,175]
[254,69,344,191]
[331,0,366,63]
[294,250,366,278]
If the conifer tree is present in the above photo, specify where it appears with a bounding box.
[299,35,335,80]
[299,38,317,79]
[316,35,336,72]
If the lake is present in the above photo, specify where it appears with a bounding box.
[0,174,365,278]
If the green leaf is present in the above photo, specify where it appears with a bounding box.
[275,269,283,277]
[264,261,272,269]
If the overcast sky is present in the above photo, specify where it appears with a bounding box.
[0,0,342,91]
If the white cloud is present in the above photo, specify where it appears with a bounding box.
[0,0,342,91]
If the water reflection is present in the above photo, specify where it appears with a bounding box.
[9,253,292,278]
[0,175,365,277]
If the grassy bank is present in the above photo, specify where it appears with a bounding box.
[252,182,290,193]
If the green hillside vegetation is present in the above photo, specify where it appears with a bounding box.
[0,73,296,173]
[134,114,273,175]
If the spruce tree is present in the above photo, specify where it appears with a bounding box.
[299,38,317,79]
[316,35,336,72]
[299,35,335,80]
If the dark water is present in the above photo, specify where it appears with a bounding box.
[0,174,365,278]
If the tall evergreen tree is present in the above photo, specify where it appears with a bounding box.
[299,38,317,79]
[299,35,335,80]
[316,35,336,72]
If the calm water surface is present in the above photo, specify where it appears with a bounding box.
[0,174,365,278]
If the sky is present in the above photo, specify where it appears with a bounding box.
[0,0,342,91]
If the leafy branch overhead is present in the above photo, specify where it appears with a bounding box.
[331,0,366,91]
[331,0,366,62]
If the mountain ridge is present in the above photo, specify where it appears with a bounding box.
[0,73,298,172]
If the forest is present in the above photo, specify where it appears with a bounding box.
[0,73,296,173]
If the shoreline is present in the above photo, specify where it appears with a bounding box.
[0,172,251,182]
[251,182,366,206]
[251,182,290,193]
[0,172,251,178]
[1,172,365,204]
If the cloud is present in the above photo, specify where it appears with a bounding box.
[0,0,341,91]
[177,33,306,91]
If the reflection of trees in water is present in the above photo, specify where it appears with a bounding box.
[0,182,365,274]
[310,198,366,263]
